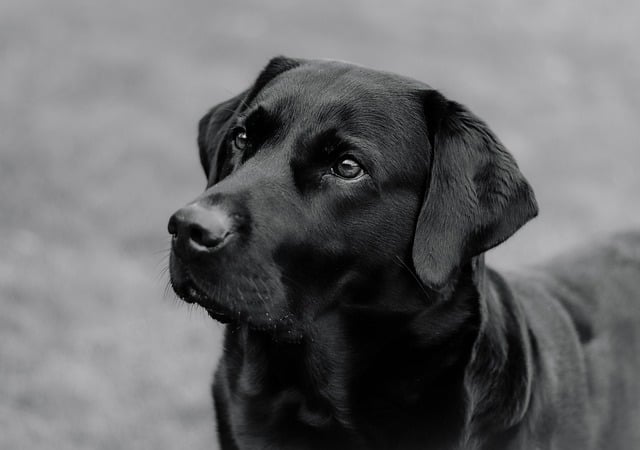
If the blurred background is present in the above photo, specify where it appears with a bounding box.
[1,0,639,448]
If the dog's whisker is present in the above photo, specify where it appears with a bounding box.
[163,279,175,300]
[153,252,171,270]
[236,285,245,306]
[156,264,170,282]
[252,277,270,311]
[277,270,306,292]
[151,246,172,256]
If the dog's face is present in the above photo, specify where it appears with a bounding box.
[168,57,537,336]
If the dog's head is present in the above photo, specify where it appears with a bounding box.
[168,57,537,335]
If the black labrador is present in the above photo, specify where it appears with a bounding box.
[168,57,640,449]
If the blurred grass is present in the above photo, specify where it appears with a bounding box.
[1,0,639,448]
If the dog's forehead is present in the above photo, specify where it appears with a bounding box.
[251,61,427,121]
[237,62,431,183]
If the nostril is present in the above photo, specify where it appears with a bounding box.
[188,224,205,246]
[167,215,178,237]
[169,203,233,253]
[188,223,228,248]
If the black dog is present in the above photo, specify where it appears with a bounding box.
[168,57,640,449]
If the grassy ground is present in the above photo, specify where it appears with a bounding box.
[1,1,639,448]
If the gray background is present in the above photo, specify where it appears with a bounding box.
[1,0,639,448]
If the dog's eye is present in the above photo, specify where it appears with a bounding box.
[331,158,364,180]
[231,127,248,151]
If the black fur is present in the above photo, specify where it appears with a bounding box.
[169,57,640,449]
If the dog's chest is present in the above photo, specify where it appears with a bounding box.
[217,333,362,448]
[220,361,464,450]
[226,381,360,450]
[217,322,476,449]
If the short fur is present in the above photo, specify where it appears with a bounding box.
[169,57,640,449]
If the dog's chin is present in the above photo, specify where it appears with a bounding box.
[168,255,303,339]
[170,276,233,323]
[169,256,235,323]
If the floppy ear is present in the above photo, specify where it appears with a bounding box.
[198,55,303,182]
[197,92,246,181]
[412,90,538,290]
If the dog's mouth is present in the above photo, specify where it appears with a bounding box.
[169,256,234,323]
[168,251,303,339]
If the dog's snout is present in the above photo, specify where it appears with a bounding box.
[168,204,232,256]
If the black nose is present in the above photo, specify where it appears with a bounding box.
[168,203,232,256]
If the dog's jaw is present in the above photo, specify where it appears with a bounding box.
[169,253,235,323]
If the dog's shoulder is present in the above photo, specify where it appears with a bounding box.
[500,231,640,448]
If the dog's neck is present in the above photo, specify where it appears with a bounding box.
[461,259,536,449]
[218,256,534,449]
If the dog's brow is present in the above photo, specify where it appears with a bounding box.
[241,106,280,142]
[240,106,269,127]
[300,128,371,154]
[306,128,342,153]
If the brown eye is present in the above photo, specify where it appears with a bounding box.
[332,158,364,179]
[232,127,248,150]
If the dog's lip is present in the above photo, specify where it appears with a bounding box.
[170,255,234,323]
[172,277,205,304]
[173,276,234,323]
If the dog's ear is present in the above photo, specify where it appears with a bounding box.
[198,56,303,182]
[197,92,246,180]
[412,90,538,291]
